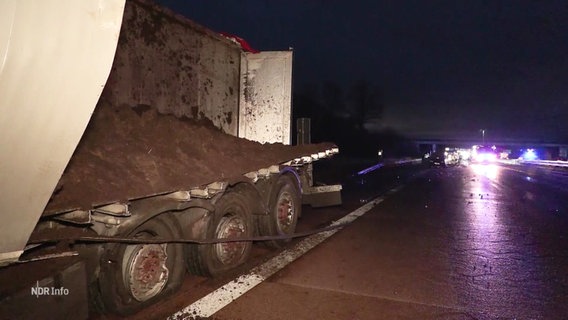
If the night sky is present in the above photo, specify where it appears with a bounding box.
[156,0,568,143]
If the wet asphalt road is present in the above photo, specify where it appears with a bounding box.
[206,161,568,320]
[112,159,568,320]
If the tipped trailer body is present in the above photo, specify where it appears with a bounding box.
[0,0,341,317]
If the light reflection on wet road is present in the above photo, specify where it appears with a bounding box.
[449,163,567,319]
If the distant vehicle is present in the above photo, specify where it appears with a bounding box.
[426,151,446,166]
[422,151,444,167]
[444,148,461,166]
[472,146,498,163]
[422,148,461,167]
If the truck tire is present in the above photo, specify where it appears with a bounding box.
[186,191,253,277]
[97,215,185,315]
[257,174,301,248]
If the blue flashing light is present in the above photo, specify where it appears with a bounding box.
[522,149,538,161]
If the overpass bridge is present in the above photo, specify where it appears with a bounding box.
[413,138,568,161]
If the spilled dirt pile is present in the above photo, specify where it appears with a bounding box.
[44,102,335,214]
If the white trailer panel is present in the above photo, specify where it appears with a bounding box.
[0,0,125,265]
[239,51,293,145]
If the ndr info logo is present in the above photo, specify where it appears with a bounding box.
[30,281,69,298]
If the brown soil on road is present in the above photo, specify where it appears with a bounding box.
[44,102,334,214]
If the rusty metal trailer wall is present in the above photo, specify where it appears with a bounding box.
[102,0,241,135]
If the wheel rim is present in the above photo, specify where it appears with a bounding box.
[214,214,247,265]
[276,191,294,233]
[123,243,169,302]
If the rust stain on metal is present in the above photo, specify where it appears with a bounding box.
[101,0,241,135]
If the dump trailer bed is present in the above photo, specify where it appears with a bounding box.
[43,0,338,216]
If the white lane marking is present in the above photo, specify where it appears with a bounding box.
[170,188,403,320]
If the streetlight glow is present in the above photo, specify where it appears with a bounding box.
[480,129,486,145]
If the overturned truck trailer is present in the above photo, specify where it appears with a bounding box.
[0,0,341,317]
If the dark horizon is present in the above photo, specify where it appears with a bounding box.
[156,0,568,143]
